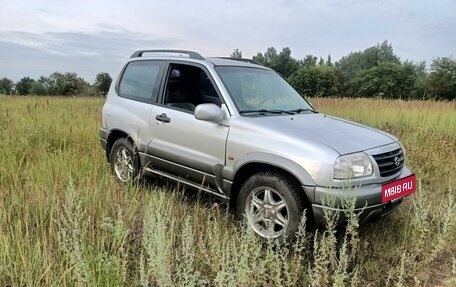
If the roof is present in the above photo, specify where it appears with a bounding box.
[206,57,267,69]
[128,49,267,69]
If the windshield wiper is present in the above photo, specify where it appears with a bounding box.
[239,109,295,115]
[288,108,318,114]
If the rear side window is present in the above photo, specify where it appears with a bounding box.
[118,61,165,103]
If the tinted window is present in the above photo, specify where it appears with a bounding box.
[163,64,222,112]
[118,61,164,102]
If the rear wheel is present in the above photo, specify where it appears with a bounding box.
[236,171,307,240]
[110,138,141,183]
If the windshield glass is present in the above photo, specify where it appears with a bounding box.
[215,66,314,114]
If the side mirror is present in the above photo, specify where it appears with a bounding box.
[194,103,224,123]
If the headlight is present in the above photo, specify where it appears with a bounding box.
[334,152,373,179]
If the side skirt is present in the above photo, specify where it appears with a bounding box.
[143,167,230,201]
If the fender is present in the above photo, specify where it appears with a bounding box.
[105,128,144,159]
[223,152,316,201]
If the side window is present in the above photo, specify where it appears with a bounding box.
[118,61,164,102]
[164,64,222,112]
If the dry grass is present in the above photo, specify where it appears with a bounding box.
[0,95,455,286]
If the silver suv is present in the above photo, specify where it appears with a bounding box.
[100,50,416,240]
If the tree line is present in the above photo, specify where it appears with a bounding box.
[0,72,112,97]
[1,41,455,100]
[234,41,455,100]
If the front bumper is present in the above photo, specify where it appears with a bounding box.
[312,197,404,226]
[310,166,413,226]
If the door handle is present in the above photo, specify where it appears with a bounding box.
[155,113,171,123]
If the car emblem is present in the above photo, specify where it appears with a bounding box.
[394,156,400,166]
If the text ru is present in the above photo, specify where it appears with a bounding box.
[384,181,413,197]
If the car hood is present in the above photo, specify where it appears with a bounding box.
[246,113,397,155]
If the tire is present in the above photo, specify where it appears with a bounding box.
[236,171,307,241]
[110,138,141,183]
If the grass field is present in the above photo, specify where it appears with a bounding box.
[0,96,455,286]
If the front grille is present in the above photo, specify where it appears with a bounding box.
[372,148,404,177]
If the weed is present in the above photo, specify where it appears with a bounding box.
[0,96,454,286]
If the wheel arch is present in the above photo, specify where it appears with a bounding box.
[106,129,137,163]
[227,154,316,209]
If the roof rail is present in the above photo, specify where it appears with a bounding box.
[217,57,262,66]
[130,49,204,60]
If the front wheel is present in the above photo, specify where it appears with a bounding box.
[110,138,141,183]
[236,171,307,240]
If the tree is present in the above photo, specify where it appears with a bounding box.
[230,49,242,59]
[426,57,456,100]
[94,72,112,96]
[0,77,14,94]
[288,65,341,97]
[15,77,34,95]
[47,72,87,96]
[378,40,400,63]
[318,57,325,66]
[349,62,416,99]
[326,54,333,67]
[29,81,48,95]
[253,47,299,78]
[403,60,427,99]
[336,41,400,77]
[301,55,318,68]
[336,40,401,96]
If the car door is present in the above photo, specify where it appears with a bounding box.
[147,62,230,188]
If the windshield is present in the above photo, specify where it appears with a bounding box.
[215,66,314,115]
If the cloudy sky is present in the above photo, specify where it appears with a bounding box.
[1,0,455,83]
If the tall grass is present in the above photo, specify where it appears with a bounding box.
[0,95,455,286]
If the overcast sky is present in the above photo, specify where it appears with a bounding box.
[1,0,455,83]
